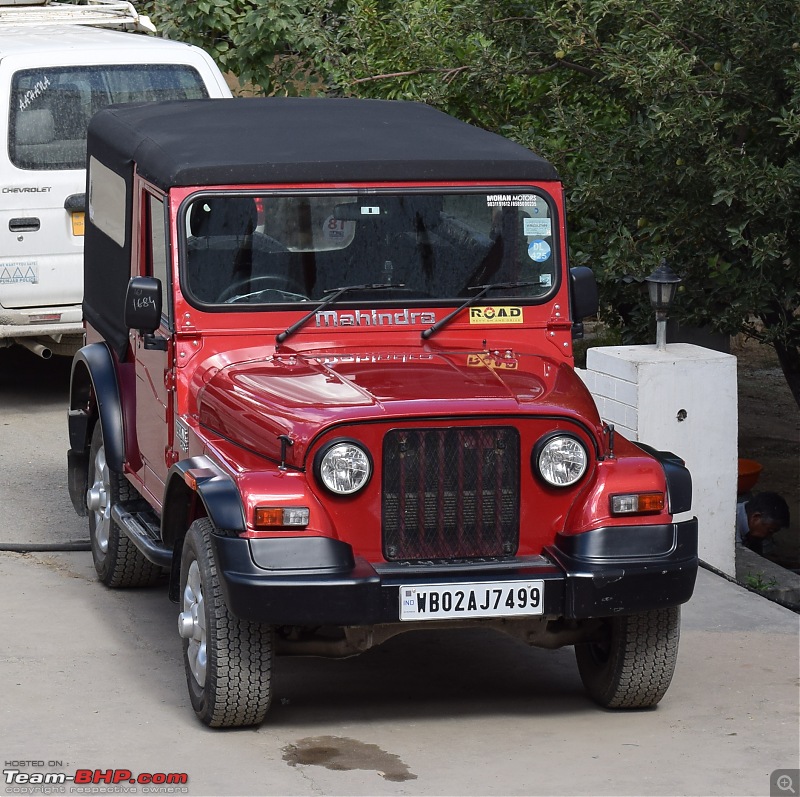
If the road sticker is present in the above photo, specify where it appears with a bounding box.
[469,306,523,324]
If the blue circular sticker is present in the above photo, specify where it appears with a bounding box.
[528,239,551,262]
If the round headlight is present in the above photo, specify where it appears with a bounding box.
[316,440,372,495]
[534,434,588,487]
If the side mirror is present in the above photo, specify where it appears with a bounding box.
[570,266,599,320]
[124,276,162,334]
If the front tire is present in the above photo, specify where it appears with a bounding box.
[86,422,161,588]
[179,518,274,728]
[575,606,681,709]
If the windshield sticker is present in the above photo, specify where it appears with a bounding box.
[469,307,523,325]
[524,218,552,237]
[527,240,551,262]
[486,194,543,208]
[360,206,381,215]
[322,216,355,246]
[540,274,552,288]
[0,262,38,284]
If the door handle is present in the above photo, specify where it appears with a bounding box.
[9,217,40,232]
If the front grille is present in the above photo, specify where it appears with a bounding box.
[382,427,520,561]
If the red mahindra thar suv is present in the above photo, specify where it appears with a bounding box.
[67,98,697,727]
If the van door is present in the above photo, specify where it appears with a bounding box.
[0,65,84,317]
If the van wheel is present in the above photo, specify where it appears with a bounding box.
[575,607,680,709]
[86,422,161,588]
[179,518,274,728]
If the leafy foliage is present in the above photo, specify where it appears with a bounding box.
[143,0,800,404]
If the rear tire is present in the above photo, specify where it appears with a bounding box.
[86,422,162,588]
[575,606,681,709]
[179,518,274,728]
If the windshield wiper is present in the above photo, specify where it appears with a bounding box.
[421,281,539,340]
[276,283,403,344]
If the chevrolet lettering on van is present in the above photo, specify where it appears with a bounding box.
[3,186,51,193]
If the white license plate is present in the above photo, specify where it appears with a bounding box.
[399,580,544,621]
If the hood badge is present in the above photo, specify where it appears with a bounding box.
[175,418,189,452]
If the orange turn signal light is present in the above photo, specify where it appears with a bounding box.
[254,506,310,529]
[610,492,665,515]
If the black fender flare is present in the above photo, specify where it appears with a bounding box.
[163,457,246,603]
[163,456,246,547]
[635,442,693,515]
[67,344,125,515]
[69,342,124,470]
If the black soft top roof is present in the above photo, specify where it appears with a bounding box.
[87,97,560,188]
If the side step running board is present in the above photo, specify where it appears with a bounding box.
[111,504,173,568]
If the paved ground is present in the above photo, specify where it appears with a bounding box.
[1,348,798,797]
[1,553,797,797]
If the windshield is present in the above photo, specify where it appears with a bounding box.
[182,191,559,307]
[10,66,209,171]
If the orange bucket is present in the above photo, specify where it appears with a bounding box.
[737,458,763,494]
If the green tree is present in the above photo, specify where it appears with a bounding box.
[146,0,800,406]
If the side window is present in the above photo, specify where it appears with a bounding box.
[147,194,171,326]
[88,157,126,246]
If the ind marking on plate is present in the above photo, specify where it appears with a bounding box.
[400,580,544,620]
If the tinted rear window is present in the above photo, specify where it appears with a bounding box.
[9,65,209,171]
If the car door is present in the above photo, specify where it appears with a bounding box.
[132,189,174,507]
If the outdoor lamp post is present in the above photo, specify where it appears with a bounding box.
[645,259,681,351]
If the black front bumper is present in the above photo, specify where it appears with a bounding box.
[211,518,698,625]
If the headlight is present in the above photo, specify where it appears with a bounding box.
[315,440,372,495]
[534,434,588,487]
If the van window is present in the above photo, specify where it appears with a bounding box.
[9,65,209,171]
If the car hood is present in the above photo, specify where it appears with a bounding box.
[196,347,601,466]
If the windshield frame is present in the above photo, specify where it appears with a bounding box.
[177,185,564,314]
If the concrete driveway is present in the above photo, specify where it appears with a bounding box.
[1,551,797,796]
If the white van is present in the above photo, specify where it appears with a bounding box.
[0,0,232,358]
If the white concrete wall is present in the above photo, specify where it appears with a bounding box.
[578,344,738,576]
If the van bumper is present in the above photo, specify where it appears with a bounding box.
[0,306,83,341]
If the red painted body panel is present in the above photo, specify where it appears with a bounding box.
[194,345,603,467]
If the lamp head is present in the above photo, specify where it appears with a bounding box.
[645,259,681,312]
